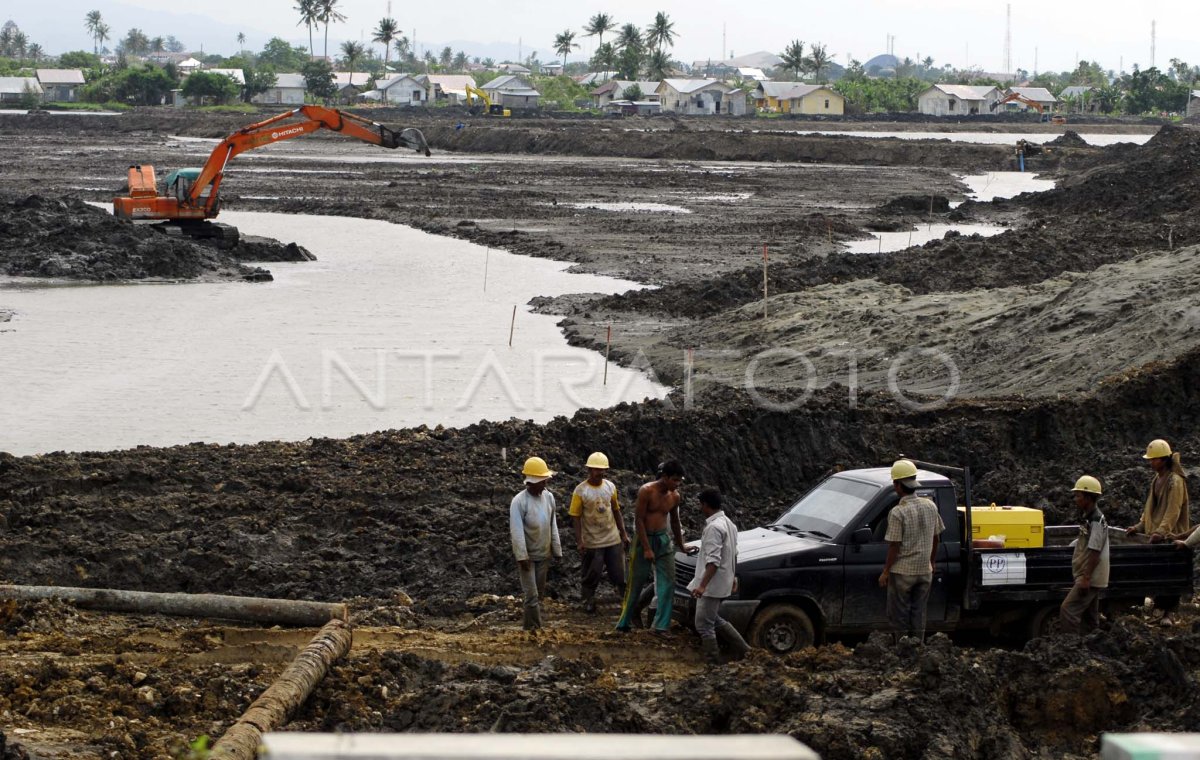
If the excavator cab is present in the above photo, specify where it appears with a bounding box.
[163,168,203,203]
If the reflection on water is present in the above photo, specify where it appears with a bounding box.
[843,224,1005,254]
[0,212,666,455]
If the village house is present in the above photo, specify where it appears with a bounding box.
[1189,90,1200,119]
[754,82,844,115]
[590,80,661,109]
[0,76,41,104]
[36,69,85,102]
[657,79,747,115]
[576,71,618,86]
[418,74,477,104]
[494,62,531,76]
[333,72,373,103]
[1059,85,1097,113]
[1004,86,1058,112]
[251,73,307,105]
[916,84,1001,116]
[375,74,425,105]
[603,100,662,116]
[481,75,541,109]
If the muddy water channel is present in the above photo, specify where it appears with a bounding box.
[0,212,665,455]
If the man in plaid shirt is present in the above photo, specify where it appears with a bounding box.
[878,459,945,643]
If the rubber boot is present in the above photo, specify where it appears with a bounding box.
[582,587,597,614]
[630,585,654,629]
[700,636,722,665]
[523,601,541,631]
[716,620,750,660]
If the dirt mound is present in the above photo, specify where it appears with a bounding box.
[0,195,269,282]
[1045,130,1090,148]
[879,195,951,214]
[230,236,316,263]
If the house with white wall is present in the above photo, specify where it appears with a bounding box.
[657,79,747,115]
[916,84,1001,116]
[36,69,85,102]
[251,73,307,105]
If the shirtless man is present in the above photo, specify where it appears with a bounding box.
[616,461,693,635]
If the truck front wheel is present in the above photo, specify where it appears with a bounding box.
[748,603,816,654]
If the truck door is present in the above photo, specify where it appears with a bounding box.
[840,488,950,627]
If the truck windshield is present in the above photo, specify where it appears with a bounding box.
[772,477,879,538]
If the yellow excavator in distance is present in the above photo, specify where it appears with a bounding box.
[464,85,509,116]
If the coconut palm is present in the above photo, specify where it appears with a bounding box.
[340,40,365,87]
[96,23,110,54]
[452,51,468,71]
[85,10,103,54]
[237,32,246,54]
[590,42,616,75]
[779,39,806,80]
[646,11,675,53]
[554,29,578,70]
[318,0,347,61]
[27,43,43,63]
[12,31,28,59]
[646,48,671,80]
[583,12,615,49]
[372,17,399,71]
[150,36,165,53]
[295,0,319,58]
[804,43,832,83]
[439,46,452,68]
[393,36,411,65]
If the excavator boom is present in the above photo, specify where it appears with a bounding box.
[114,106,430,222]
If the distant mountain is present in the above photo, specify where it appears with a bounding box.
[864,53,900,72]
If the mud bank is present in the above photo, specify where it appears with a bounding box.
[0,194,273,282]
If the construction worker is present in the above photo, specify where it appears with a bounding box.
[570,452,630,613]
[688,489,750,664]
[616,461,691,636]
[1125,439,1190,625]
[1060,476,1110,635]
[878,459,944,644]
[510,456,562,631]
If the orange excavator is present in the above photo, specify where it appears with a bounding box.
[989,92,1067,124]
[113,106,430,240]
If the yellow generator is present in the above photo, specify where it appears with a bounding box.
[959,505,1044,548]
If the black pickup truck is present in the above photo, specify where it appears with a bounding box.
[674,463,1194,653]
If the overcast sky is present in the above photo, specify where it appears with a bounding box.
[32,0,1200,74]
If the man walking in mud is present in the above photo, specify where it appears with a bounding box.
[689,488,750,664]
[1126,439,1190,625]
[617,461,691,635]
[570,452,630,613]
[1060,476,1110,635]
[510,456,562,631]
[879,459,944,644]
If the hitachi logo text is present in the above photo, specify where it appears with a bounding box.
[271,127,306,140]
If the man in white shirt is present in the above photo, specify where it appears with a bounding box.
[510,456,562,631]
[688,489,750,664]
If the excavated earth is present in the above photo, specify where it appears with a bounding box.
[0,110,1194,758]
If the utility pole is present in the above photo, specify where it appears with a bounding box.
[1151,20,1156,69]
[722,23,727,61]
[1004,3,1012,76]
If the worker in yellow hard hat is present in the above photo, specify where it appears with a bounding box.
[1125,439,1190,625]
[569,452,631,614]
[1060,476,1110,635]
[879,459,944,644]
[510,456,562,631]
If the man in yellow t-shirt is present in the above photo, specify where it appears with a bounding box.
[570,452,631,613]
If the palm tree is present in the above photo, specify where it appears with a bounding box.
[340,40,365,88]
[295,0,319,58]
[554,29,578,70]
[803,43,832,83]
[12,31,28,60]
[237,32,246,54]
[422,49,435,73]
[591,42,617,74]
[96,23,110,54]
[150,36,165,53]
[318,0,347,61]
[615,23,641,52]
[393,36,411,65]
[372,17,399,72]
[646,48,671,80]
[85,10,103,54]
[27,43,43,64]
[583,12,615,50]
[439,46,452,68]
[452,51,468,71]
[646,11,675,52]
[779,40,806,80]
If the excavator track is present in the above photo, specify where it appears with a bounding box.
[153,221,240,249]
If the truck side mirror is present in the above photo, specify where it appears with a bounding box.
[851,527,873,545]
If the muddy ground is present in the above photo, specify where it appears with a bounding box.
[0,110,1196,757]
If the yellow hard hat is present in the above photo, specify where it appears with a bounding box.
[890,459,919,482]
[1144,439,1173,459]
[585,452,610,469]
[521,456,554,478]
[1071,475,1102,495]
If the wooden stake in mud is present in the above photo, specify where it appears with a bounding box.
[762,244,769,320]
[210,619,353,760]
[603,323,612,385]
[508,305,517,347]
[928,194,934,232]
[484,247,490,291]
